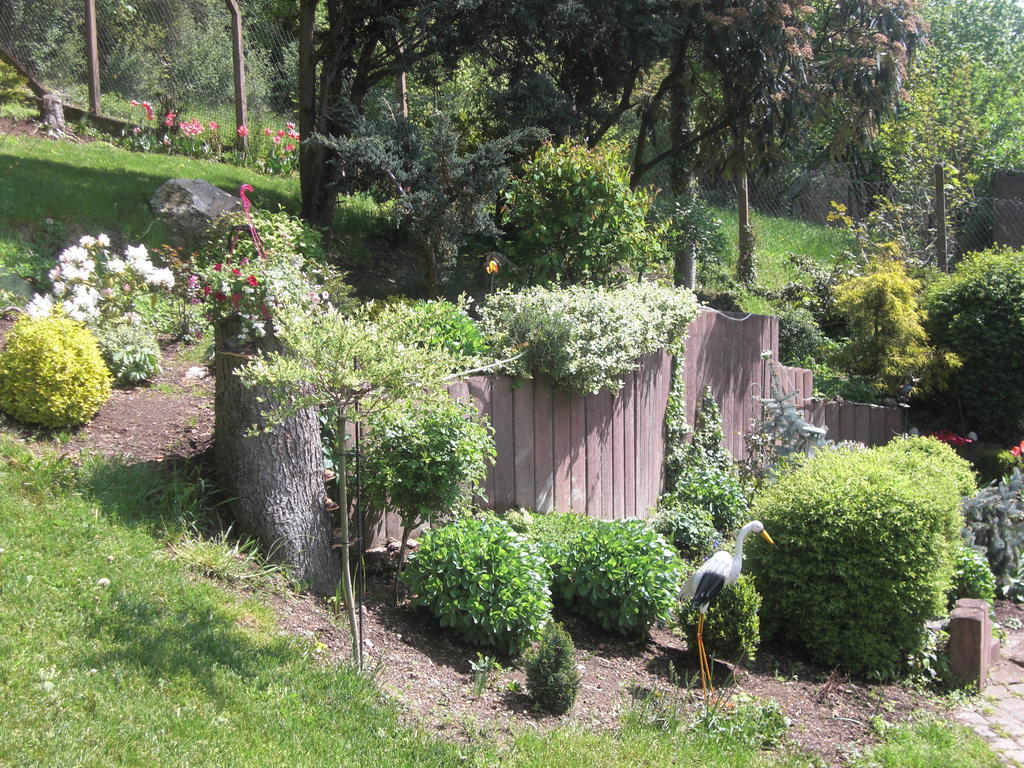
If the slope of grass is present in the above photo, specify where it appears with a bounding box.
[0,435,1004,768]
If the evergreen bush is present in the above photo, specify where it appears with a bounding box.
[748,441,964,677]
[0,314,112,428]
[524,621,580,715]
[925,247,1024,441]
[401,516,552,655]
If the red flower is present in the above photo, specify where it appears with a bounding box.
[164,112,176,127]
[247,275,258,287]
[264,127,272,136]
[203,285,212,296]
[213,263,222,272]
[277,129,285,138]
[237,125,249,138]
[231,268,242,277]
[230,292,242,309]
[214,291,227,301]
[1012,442,1023,457]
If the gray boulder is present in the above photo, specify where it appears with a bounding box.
[150,178,241,245]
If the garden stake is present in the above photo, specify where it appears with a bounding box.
[681,520,775,707]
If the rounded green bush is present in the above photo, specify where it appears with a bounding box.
[0,314,112,428]
[948,544,996,608]
[552,518,683,637]
[925,248,1024,441]
[875,435,976,499]
[747,442,964,677]
[524,620,580,715]
[401,516,552,655]
[680,570,761,663]
[652,496,718,560]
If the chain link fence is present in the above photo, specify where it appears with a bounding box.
[0,0,296,126]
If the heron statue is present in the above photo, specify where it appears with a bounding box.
[681,519,775,697]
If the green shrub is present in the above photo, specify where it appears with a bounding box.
[553,519,683,636]
[776,305,826,365]
[962,469,1024,599]
[0,314,112,428]
[651,496,718,560]
[369,297,490,361]
[362,396,495,548]
[680,571,762,663]
[524,620,580,715]
[401,516,552,655]
[479,283,698,393]
[875,436,976,498]
[748,442,964,677]
[95,321,162,384]
[650,194,728,286]
[972,447,1024,486]
[503,140,668,286]
[525,511,596,569]
[948,544,996,607]
[925,248,1024,441]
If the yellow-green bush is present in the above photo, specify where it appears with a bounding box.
[680,570,761,663]
[0,314,112,428]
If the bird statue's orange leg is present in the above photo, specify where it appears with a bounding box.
[697,612,708,698]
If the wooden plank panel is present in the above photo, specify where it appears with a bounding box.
[838,400,856,444]
[533,377,554,512]
[803,369,814,406]
[870,405,889,446]
[513,379,535,510]
[466,377,496,506]
[598,389,614,519]
[854,402,872,445]
[612,385,626,518]
[888,407,905,440]
[649,350,670,499]
[622,373,636,518]
[585,391,603,517]
[552,388,572,513]
[490,376,515,511]
[638,354,654,512]
[569,390,587,513]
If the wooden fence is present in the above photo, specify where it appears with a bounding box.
[362,309,903,546]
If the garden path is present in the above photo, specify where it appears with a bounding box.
[958,607,1024,766]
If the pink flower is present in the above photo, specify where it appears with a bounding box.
[164,112,176,127]
[239,257,249,266]
[273,135,281,145]
[162,136,171,146]
[277,129,285,138]
[264,127,272,136]
[213,263,222,272]
[208,121,218,131]
[237,125,249,137]
[187,274,199,289]
[130,99,139,106]
[231,268,242,277]
[203,286,212,296]
[142,102,154,120]
[133,126,141,134]
[285,144,295,152]
[286,122,296,130]
[247,275,258,287]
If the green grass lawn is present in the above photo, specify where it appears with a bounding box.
[0,434,1004,768]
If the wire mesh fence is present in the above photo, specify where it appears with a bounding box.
[0,0,297,127]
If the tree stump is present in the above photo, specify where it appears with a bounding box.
[41,94,68,136]
[213,318,338,593]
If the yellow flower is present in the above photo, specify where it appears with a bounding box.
[485,259,500,275]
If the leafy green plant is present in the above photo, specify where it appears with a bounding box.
[651,497,718,561]
[948,544,996,607]
[776,305,827,365]
[926,247,1024,441]
[524,620,580,715]
[362,395,495,570]
[962,469,1024,599]
[679,572,762,663]
[649,194,727,287]
[689,696,789,750]
[503,140,668,286]
[524,511,596,569]
[552,519,683,636]
[0,313,112,428]
[470,653,501,698]
[401,515,552,654]
[748,439,968,677]
[95,321,162,385]
[480,283,698,393]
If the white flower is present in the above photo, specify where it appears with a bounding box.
[59,245,90,267]
[106,258,126,274]
[124,244,149,264]
[52,281,66,297]
[79,235,97,248]
[25,294,53,318]
[146,267,175,289]
[95,233,111,247]
[48,266,62,282]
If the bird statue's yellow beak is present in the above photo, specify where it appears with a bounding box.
[761,530,776,546]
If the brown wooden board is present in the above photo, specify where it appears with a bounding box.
[612,384,626,518]
[585,391,603,517]
[569,389,587,512]
[513,379,536,509]
[533,376,555,512]
[598,389,615,519]
[490,376,515,510]
[466,377,496,504]
[622,372,637,518]
[552,387,572,513]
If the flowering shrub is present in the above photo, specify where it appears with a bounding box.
[117,100,300,175]
[25,235,173,323]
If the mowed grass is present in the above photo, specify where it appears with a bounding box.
[0,434,1004,768]
[714,206,855,289]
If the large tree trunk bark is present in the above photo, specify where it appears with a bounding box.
[213,318,338,594]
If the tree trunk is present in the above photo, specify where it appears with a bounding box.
[675,242,697,290]
[213,318,338,594]
[736,169,756,284]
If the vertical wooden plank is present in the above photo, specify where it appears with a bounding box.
[85,0,102,115]
[612,385,626,518]
[622,373,636,519]
[638,355,654,513]
[552,388,572,513]
[466,377,495,507]
[838,400,856,444]
[854,403,872,445]
[802,368,814,407]
[653,350,672,497]
[870,405,889,446]
[598,389,615,519]
[634,364,648,514]
[569,390,587,513]
[490,376,515,511]
[585,391,603,518]
[533,377,554,513]
[888,406,905,440]
[513,380,535,510]
[226,0,250,152]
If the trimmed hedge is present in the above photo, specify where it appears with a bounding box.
[748,439,968,677]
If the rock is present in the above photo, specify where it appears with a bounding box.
[150,179,241,245]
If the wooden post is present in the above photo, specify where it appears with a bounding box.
[225,0,249,153]
[84,0,101,116]
[935,162,948,272]
[736,169,755,283]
